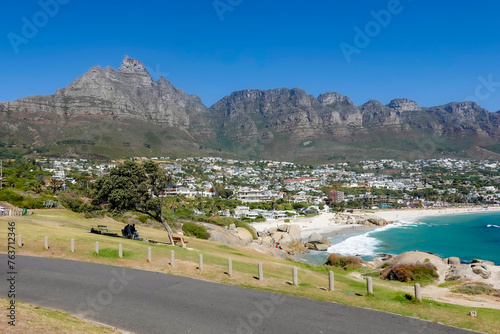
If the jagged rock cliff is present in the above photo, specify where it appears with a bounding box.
[1,56,500,161]
[1,56,213,137]
[210,88,500,148]
[208,87,500,161]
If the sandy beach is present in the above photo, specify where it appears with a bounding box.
[251,205,500,241]
[371,205,500,222]
[251,214,366,240]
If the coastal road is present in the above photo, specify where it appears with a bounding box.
[0,255,478,334]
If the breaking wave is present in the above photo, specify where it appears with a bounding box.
[327,220,418,258]
[487,224,500,228]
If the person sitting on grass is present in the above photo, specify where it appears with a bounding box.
[123,224,131,237]
[131,224,139,239]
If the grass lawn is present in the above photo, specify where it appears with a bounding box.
[1,209,499,333]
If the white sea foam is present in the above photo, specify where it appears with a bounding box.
[327,221,417,257]
[327,233,381,257]
[487,224,500,228]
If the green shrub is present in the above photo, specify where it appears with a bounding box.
[325,253,365,269]
[0,189,44,209]
[58,192,85,213]
[24,196,44,209]
[182,222,211,239]
[381,263,438,284]
[58,192,97,214]
[84,210,103,219]
[177,206,194,219]
[136,214,149,224]
[444,275,462,282]
[241,214,266,222]
[197,215,257,239]
[0,189,24,204]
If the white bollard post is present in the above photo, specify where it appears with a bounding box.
[329,271,335,291]
[414,283,422,302]
[292,266,298,286]
[71,238,75,252]
[95,241,99,255]
[367,277,373,295]
[228,258,232,277]
[170,249,175,266]
[147,247,152,263]
[44,236,49,250]
[258,262,263,281]
[118,244,123,258]
[18,234,23,247]
[199,254,203,271]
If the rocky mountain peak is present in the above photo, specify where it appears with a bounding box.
[317,92,354,106]
[387,98,420,112]
[119,55,149,74]
[361,99,384,108]
[2,56,212,134]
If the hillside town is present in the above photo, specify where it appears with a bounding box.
[21,156,500,220]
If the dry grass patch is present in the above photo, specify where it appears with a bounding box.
[0,298,127,333]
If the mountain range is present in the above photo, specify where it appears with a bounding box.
[2,56,500,162]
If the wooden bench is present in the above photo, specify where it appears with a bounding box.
[97,225,108,232]
[90,225,118,237]
[172,236,188,247]
[91,225,108,234]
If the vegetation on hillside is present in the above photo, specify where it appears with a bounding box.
[380,263,439,285]
[182,222,211,239]
[325,253,365,269]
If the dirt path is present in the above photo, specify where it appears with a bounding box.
[347,272,500,310]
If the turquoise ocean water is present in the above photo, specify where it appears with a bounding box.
[297,211,500,265]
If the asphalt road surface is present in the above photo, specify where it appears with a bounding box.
[0,255,479,334]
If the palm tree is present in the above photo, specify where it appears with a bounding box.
[47,178,64,195]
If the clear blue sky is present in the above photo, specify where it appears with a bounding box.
[1,0,500,111]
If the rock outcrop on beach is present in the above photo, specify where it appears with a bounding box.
[202,223,250,246]
[201,222,293,259]
[369,251,500,289]
[257,223,335,253]
[444,257,499,284]
[257,224,308,254]
[330,212,391,226]
[305,232,332,251]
